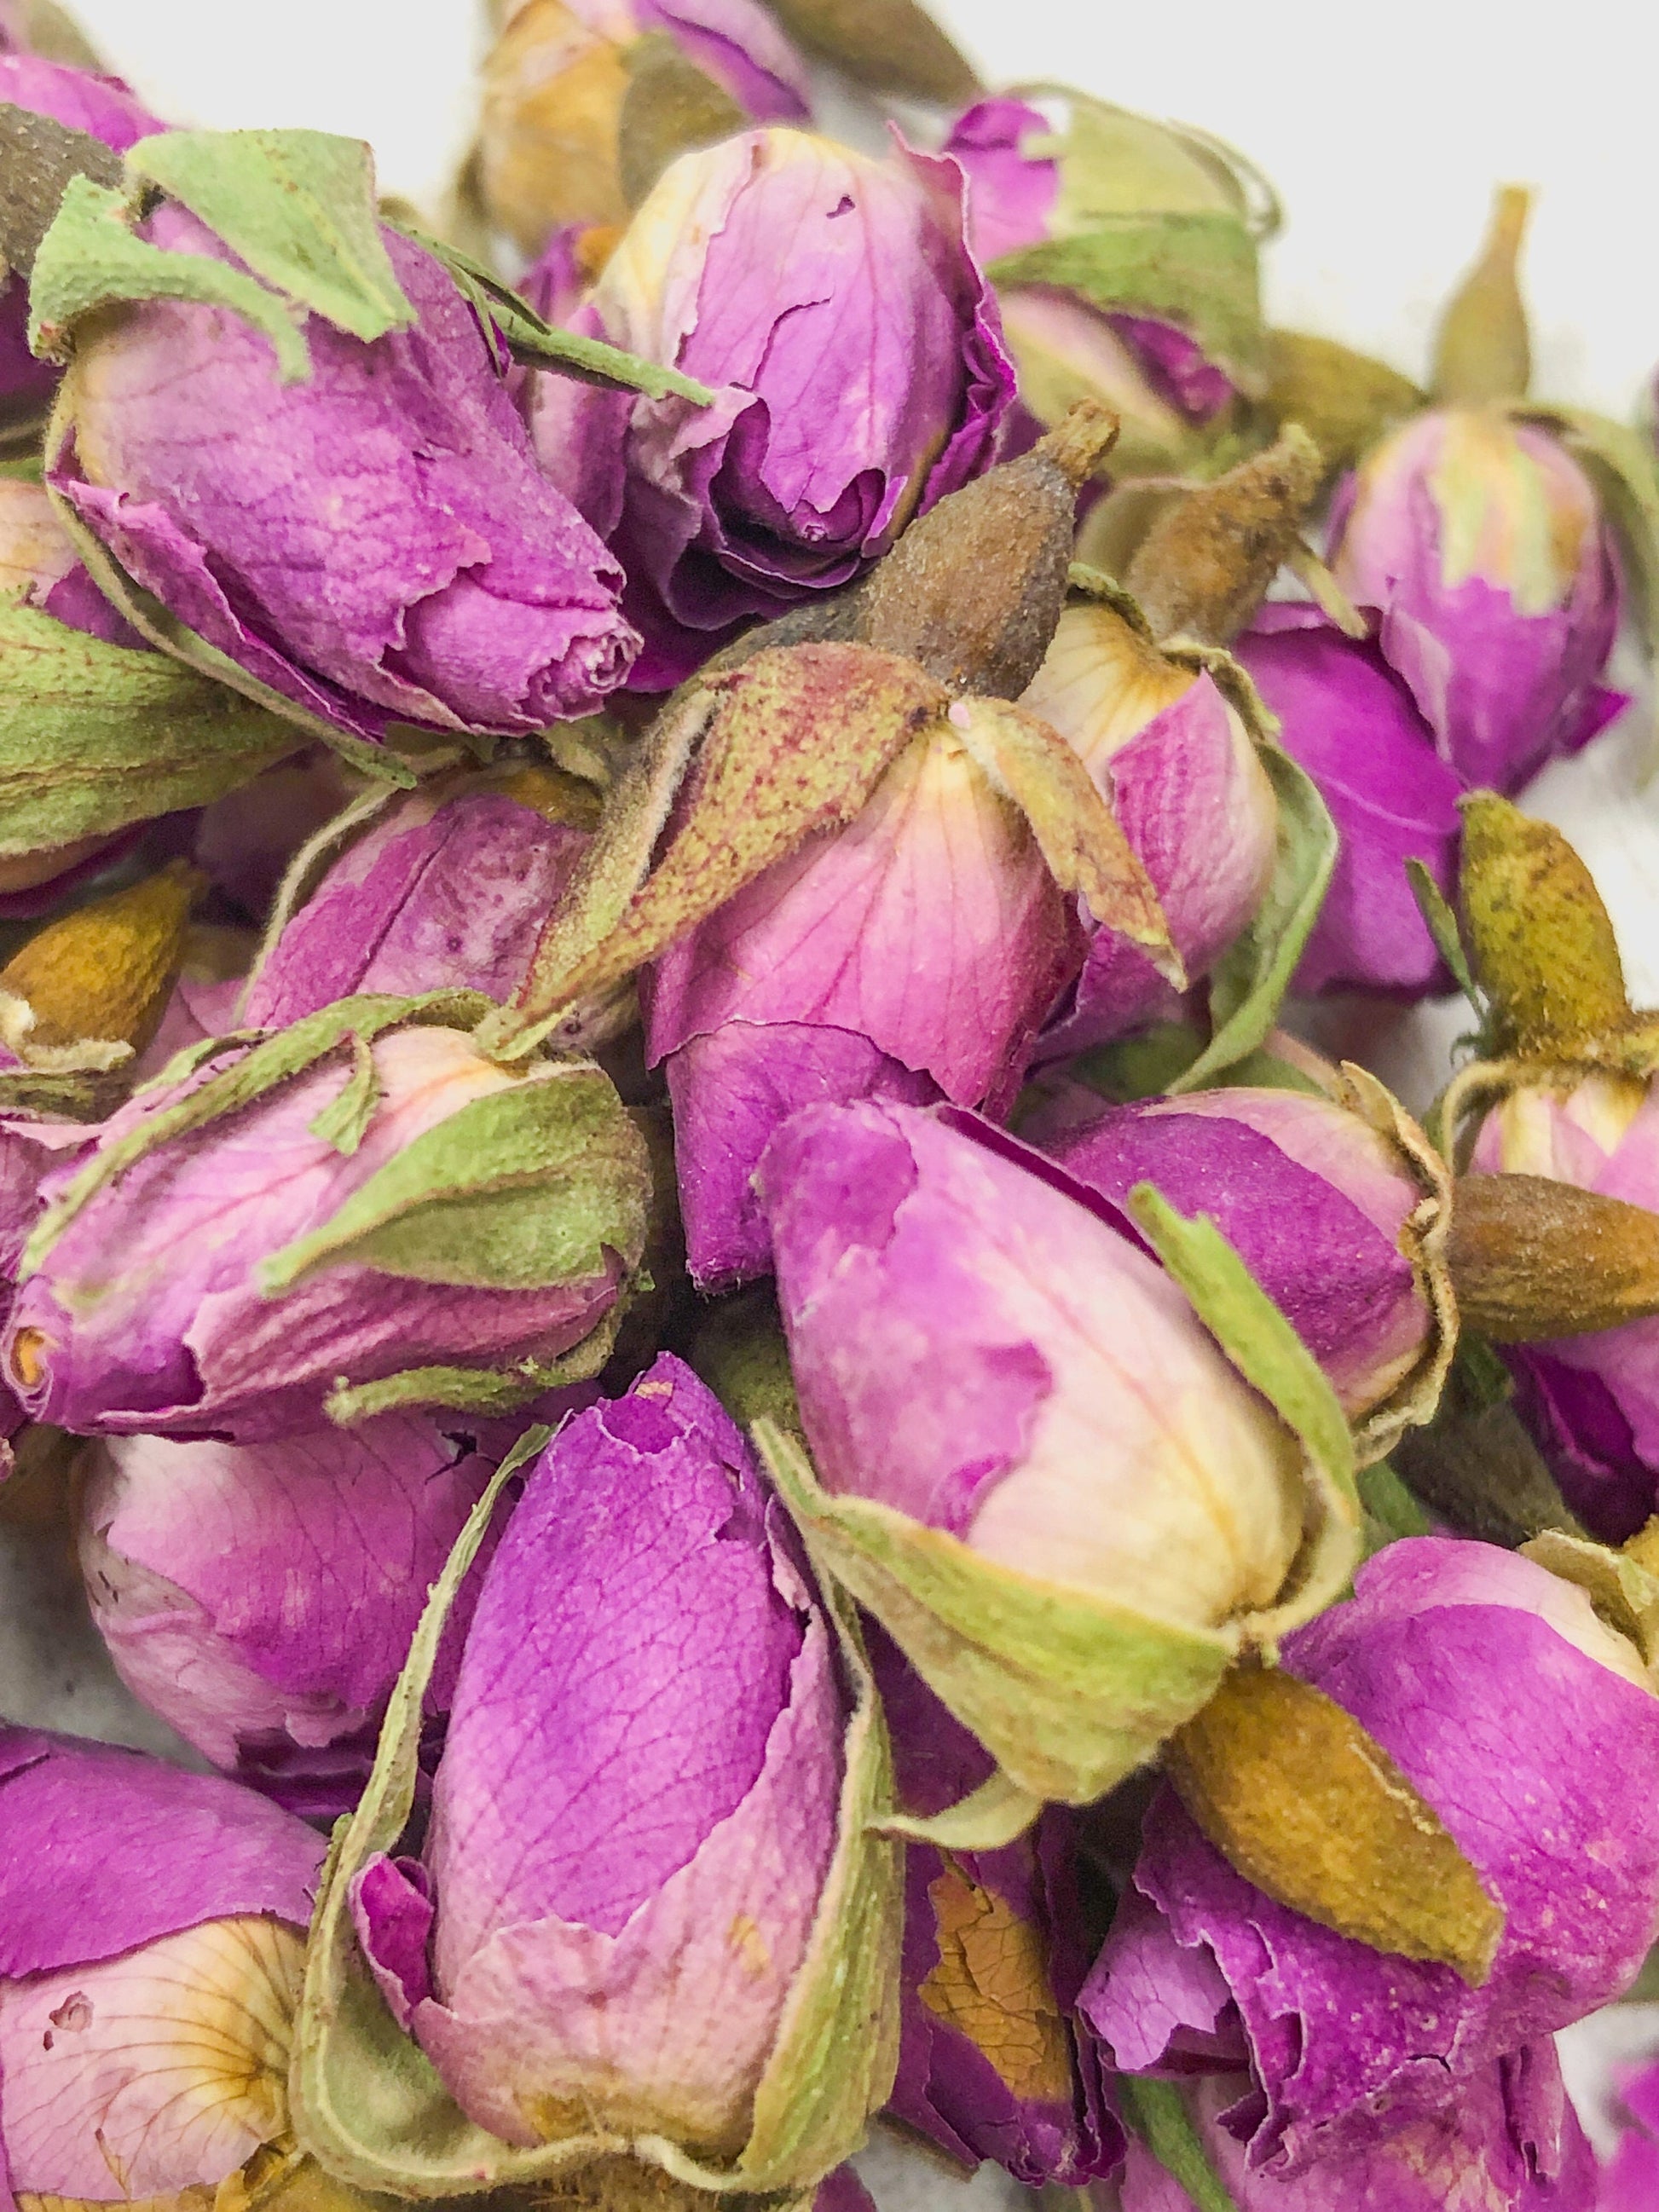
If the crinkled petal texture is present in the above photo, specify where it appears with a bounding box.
[55,209,637,743]
[242,787,592,1026]
[645,725,1077,1286]
[6,1028,626,1441]
[1080,1539,1659,2177]
[1330,408,1624,793]
[1019,606,1276,1056]
[1114,2047,1598,2210]
[756,1101,1304,1635]
[1472,1074,1659,1539]
[525,128,1015,687]
[876,1629,1119,2186]
[350,1354,846,2153]
[0,1727,324,2198]
[78,1419,500,1788]
[1234,605,1460,998]
[1044,1089,1429,1419]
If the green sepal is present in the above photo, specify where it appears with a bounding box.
[757,1414,1236,1808]
[20,990,489,1278]
[1118,2079,1240,2212]
[1171,740,1338,1094]
[261,1063,651,1293]
[0,1061,130,1123]
[1406,856,1483,1015]
[868,1770,1043,1851]
[306,1030,379,1155]
[1129,1183,1359,1531]
[40,396,420,786]
[1357,1459,1435,1556]
[125,129,414,345]
[394,226,715,405]
[0,594,298,858]
[290,1437,901,2198]
[30,176,311,379]
[322,1304,629,1427]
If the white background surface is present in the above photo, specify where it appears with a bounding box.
[62,0,1659,422]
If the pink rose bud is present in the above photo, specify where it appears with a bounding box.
[1330,408,1626,793]
[525,127,1014,687]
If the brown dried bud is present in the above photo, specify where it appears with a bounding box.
[857,401,1120,697]
[1123,424,1326,644]
[1448,1172,1659,1341]
[0,858,202,1056]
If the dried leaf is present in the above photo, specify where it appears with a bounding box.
[916,1869,1072,2103]
[945,695,1179,979]
[616,34,745,211]
[1166,1664,1506,1985]
[753,0,978,102]
[0,100,122,281]
[1263,329,1424,476]
[125,129,414,344]
[1118,2080,1240,2212]
[1124,426,1325,644]
[30,176,311,378]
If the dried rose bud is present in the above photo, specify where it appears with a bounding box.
[343,1355,896,2187]
[1233,604,1464,998]
[476,0,811,251]
[0,1726,327,2205]
[753,1100,1359,1804]
[48,179,640,750]
[4,1002,651,1438]
[1329,409,1625,792]
[1114,2047,1597,2210]
[241,764,601,1027]
[1019,592,1277,1056]
[876,1627,1119,2186]
[1038,1071,1451,1453]
[1082,1539,1659,2179]
[942,95,1263,474]
[78,1417,519,1818]
[525,127,1014,688]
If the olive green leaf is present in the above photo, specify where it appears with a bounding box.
[945,696,1180,982]
[1118,2080,1240,2212]
[1262,330,1424,476]
[1459,792,1631,1053]
[1165,1662,1506,1986]
[1392,1349,1585,1550]
[261,1063,651,1295]
[1049,1023,1327,1109]
[1170,741,1338,1095]
[689,1283,804,1437]
[20,990,488,1276]
[1431,186,1532,409]
[1356,1460,1434,1554]
[125,129,414,344]
[0,597,298,855]
[617,34,745,211]
[0,101,123,283]
[753,0,978,101]
[396,225,715,404]
[291,1435,900,2198]
[30,176,311,378]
